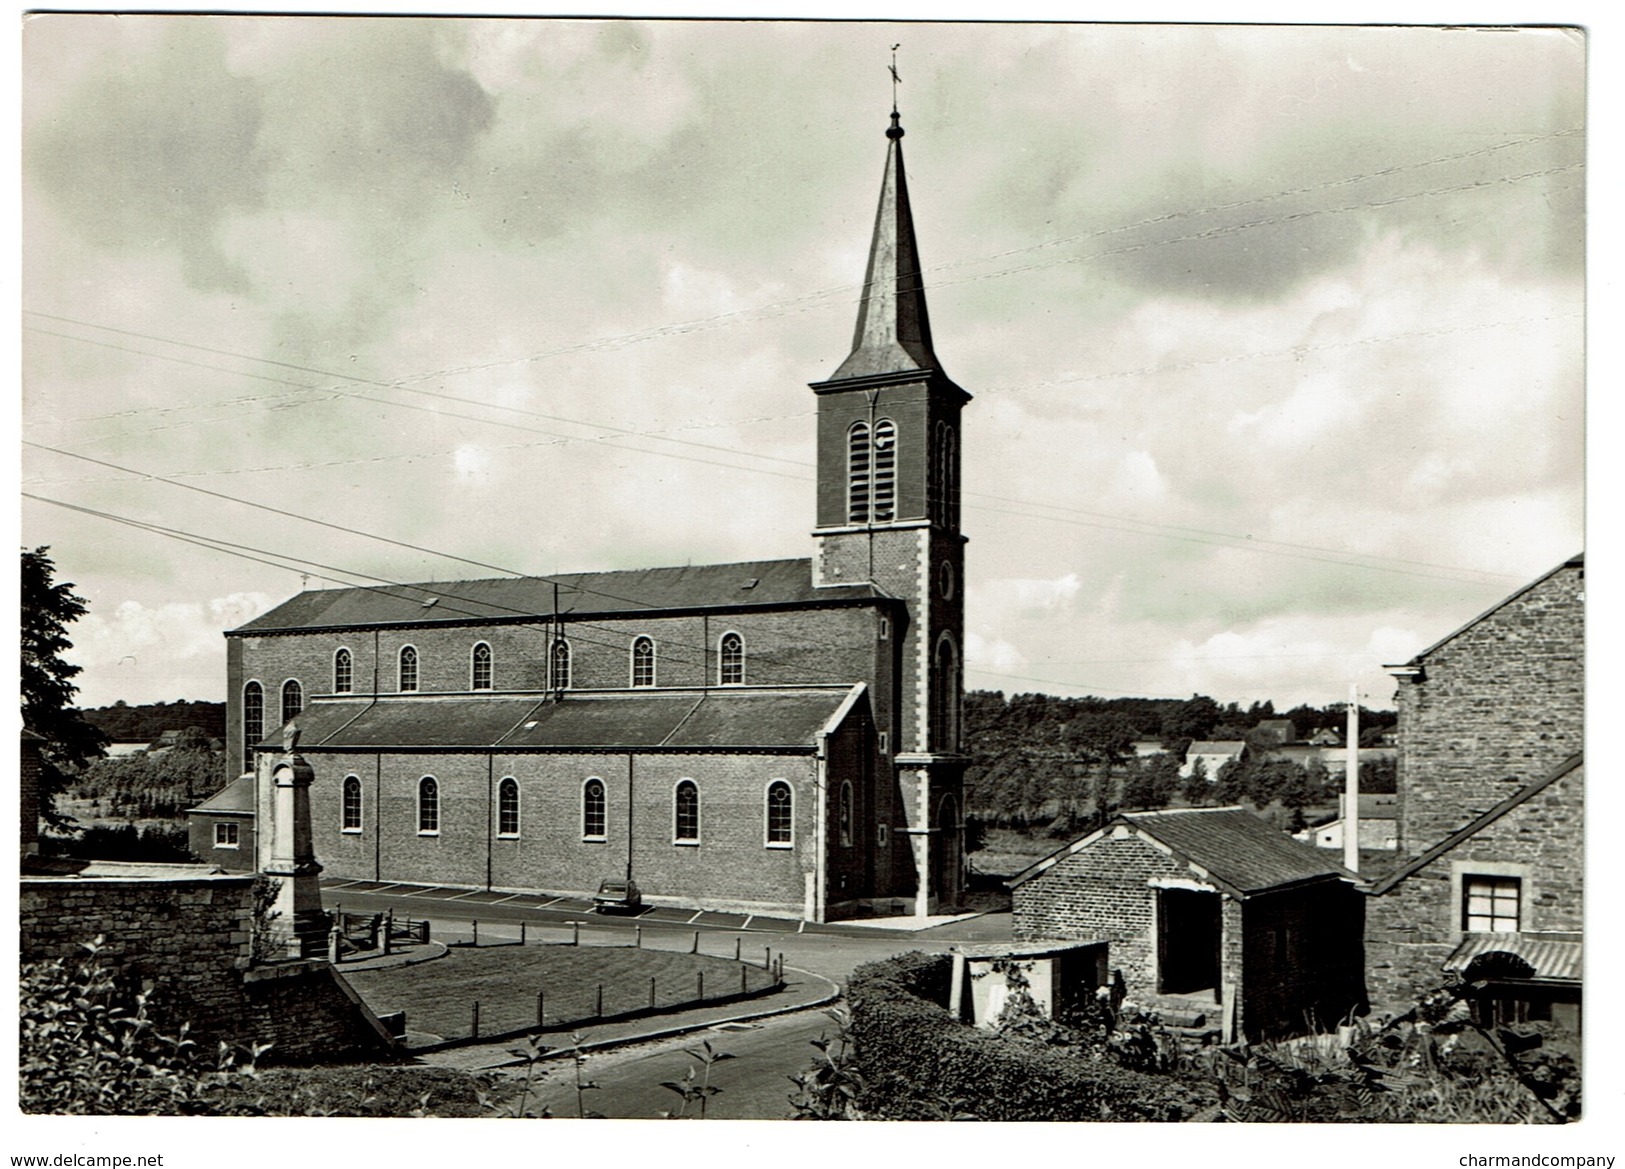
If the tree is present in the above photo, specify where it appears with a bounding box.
[21,547,108,828]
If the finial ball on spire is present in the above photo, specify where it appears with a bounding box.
[887,110,904,140]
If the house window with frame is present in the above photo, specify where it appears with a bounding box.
[281,679,303,727]
[549,638,571,691]
[418,776,439,834]
[342,775,363,832]
[582,778,606,840]
[242,682,263,772]
[214,822,240,849]
[674,780,700,844]
[497,777,520,837]
[334,648,353,694]
[631,637,656,688]
[719,632,745,685]
[838,781,854,847]
[399,645,419,692]
[1463,875,1521,933]
[766,780,793,846]
[471,642,493,691]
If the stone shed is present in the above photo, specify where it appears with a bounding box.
[1010,807,1366,1043]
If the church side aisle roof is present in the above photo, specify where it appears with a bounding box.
[259,686,865,753]
[232,558,882,634]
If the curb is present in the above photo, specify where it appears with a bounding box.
[458,965,843,1070]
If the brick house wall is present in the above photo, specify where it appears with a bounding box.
[19,872,392,1062]
[187,811,258,872]
[1395,559,1583,854]
[1364,761,1582,1009]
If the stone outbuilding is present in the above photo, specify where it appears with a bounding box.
[1010,807,1365,1043]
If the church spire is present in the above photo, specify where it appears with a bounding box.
[829,109,941,381]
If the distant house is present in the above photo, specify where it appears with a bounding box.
[1298,792,1399,852]
[1131,739,1167,759]
[1364,554,1583,1027]
[1306,728,1342,747]
[185,775,257,873]
[1253,719,1297,746]
[1009,807,1365,1043]
[1179,740,1244,780]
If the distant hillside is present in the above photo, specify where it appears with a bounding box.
[82,700,226,744]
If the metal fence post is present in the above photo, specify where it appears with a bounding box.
[649,976,656,1010]
[595,984,603,1017]
[697,971,704,1003]
[471,920,478,947]
[537,989,545,1027]
[472,1001,480,1038]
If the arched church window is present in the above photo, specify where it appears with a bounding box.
[674,780,700,844]
[719,632,744,685]
[471,642,493,691]
[550,639,571,691]
[872,420,897,522]
[334,647,353,694]
[582,778,606,840]
[497,777,520,837]
[399,645,418,692]
[766,780,793,846]
[281,679,303,727]
[242,682,263,773]
[847,421,872,523]
[342,775,362,832]
[631,637,656,688]
[418,777,439,834]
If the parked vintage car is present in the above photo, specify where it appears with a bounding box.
[593,877,643,914]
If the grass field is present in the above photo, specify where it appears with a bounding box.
[343,943,778,1043]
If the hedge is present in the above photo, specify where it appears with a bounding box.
[846,952,1214,1122]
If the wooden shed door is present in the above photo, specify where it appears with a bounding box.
[1157,888,1221,995]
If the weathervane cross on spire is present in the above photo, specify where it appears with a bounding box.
[889,44,901,114]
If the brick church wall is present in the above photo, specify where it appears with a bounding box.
[1395,561,1583,854]
[303,748,826,917]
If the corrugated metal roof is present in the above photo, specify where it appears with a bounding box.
[262,687,862,752]
[1445,933,1583,983]
[232,558,881,634]
[1122,808,1351,896]
[188,775,256,815]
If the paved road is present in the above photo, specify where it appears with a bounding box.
[525,1010,840,1120]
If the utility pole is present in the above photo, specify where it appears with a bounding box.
[1343,682,1360,874]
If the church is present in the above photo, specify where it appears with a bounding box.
[223,109,970,922]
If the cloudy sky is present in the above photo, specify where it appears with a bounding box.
[20,17,1585,714]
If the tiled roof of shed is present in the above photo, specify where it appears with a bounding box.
[260,686,863,753]
[232,558,881,634]
[1011,807,1352,898]
[187,775,255,815]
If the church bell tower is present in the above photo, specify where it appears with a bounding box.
[812,108,969,915]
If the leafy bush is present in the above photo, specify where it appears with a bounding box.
[21,938,491,1117]
[845,952,1213,1121]
[41,822,195,863]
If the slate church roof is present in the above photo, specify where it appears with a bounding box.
[256,685,867,754]
[232,558,884,635]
